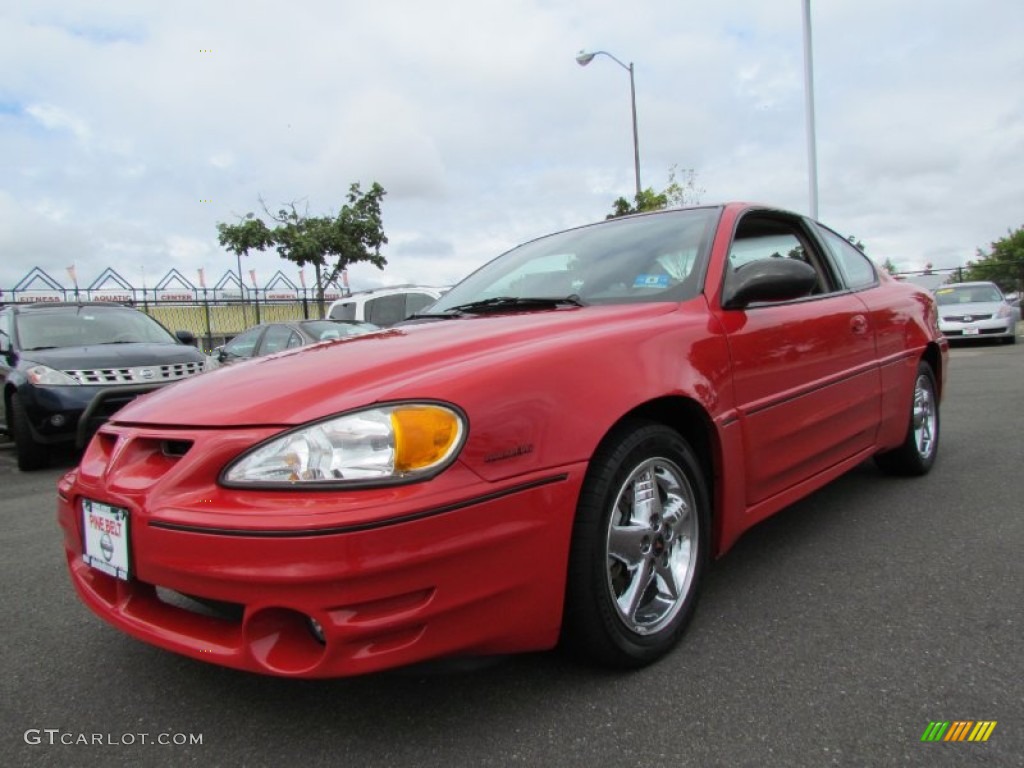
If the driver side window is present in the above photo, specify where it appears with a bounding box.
[726,215,835,298]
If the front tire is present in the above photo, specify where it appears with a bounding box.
[563,420,710,668]
[874,361,939,476]
[10,394,49,471]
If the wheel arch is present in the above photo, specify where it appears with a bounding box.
[561,395,719,665]
[591,395,721,546]
[921,342,944,399]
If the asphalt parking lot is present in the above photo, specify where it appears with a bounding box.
[1,341,1021,768]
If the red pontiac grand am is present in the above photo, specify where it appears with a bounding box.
[57,203,948,677]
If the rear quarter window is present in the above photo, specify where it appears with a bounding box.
[365,294,408,326]
[814,225,878,290]
[329,302,356,321]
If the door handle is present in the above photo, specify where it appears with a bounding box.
[850,315,868,334]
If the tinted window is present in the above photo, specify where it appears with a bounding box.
[725,215,835,297]
[405,293,436,316]
[259,325,298,355]
[815,225,877,290]
[431,209,718,311]
[329,302,356,321]
[935,284,1003,305]
[223,327,262,359]
[14,306,177,350]
[300,320,376,340]
[366,294,408,326]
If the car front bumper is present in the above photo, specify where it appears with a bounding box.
[18,382,176,447]
[57,426,585,678]
[939,317,1016,340]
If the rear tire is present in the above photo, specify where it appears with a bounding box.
[10,394,49,471]
[562,420,709,668]
[874,361,939,476]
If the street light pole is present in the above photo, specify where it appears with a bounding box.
[576,50,642,200]
[801,0,819,219]
[236,252,247,326]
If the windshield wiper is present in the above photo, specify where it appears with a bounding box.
[442,295,587,315]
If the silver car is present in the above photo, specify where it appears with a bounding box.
[935,281,1018,344]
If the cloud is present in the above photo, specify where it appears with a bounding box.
[25,103,91,142]
[2,0,1023,294]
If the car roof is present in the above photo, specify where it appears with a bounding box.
[332,285,444,300]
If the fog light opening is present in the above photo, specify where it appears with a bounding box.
[307,616,326,645]
[50,414,66,427]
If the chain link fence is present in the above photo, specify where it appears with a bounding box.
[5,260,1021,353]
[891,261,1024,298]
[140,295,322,352]
[1,276,337,353]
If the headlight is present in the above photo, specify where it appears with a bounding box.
[222,403,466,487]
[26,365,80,386]
[997,305,1011,319]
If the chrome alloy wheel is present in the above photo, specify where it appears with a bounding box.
[912,372,937,461]
[605,457,698,635]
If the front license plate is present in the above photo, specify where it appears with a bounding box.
[81,499,131,581]
[962,327,980,335]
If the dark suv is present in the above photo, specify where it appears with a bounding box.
[0,302,207,470]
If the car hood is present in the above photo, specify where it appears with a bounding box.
[938,301,1005,317]
[116,303,686,428]
[20,343,206,370]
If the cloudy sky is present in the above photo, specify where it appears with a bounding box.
[2,0,1022,295]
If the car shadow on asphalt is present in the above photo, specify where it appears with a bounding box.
[0,435,80,473]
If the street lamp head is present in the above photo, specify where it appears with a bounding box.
[573,47,642,199]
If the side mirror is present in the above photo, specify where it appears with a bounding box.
[215,347,228,362]
[723,258,819,309]
[175,330,197,346]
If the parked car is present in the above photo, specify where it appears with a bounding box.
[327,285,445,327]
[1,302,206,470]
[209,319,380,368]
[935,281,1017,343]
[58,204,947,677]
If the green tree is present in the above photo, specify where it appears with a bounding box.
[216,214,274,289]
[963,226,1024,292]
[607,166,703,219]
[663,165,705,208]
[607,187,669,218]
[217,182,388,315]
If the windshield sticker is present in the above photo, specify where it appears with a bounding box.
[634,274,670,288]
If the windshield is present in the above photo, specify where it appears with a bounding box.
[429,208,719,313]
[15,306,178,350]
[935,284,1003,305]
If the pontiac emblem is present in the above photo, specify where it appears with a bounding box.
[100,533,114,562]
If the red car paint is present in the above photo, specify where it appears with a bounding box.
[57,204,947,677]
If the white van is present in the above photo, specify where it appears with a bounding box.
[326,285,446,327]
